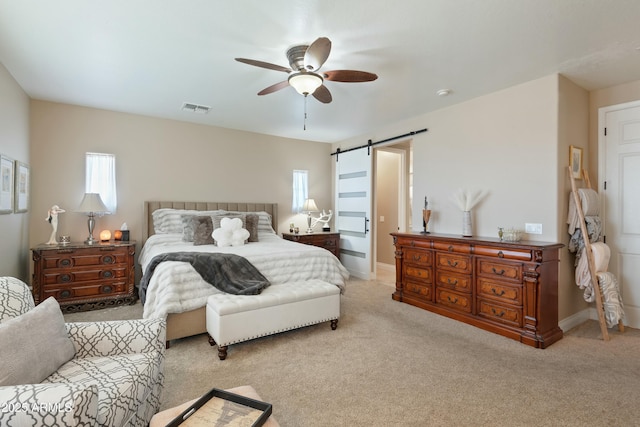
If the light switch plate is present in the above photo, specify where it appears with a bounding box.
[525,223,542,234]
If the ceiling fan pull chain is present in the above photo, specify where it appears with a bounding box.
[304,95,308,130]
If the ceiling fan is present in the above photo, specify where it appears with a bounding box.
[235,37,378,104]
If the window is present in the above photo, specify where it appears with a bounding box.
[86,152,117,213]
[292,170,308,213]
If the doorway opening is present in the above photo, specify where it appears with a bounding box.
[374,140,412,286]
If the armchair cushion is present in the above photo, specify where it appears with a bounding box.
[0,383,99,426]
[0,276,35,321]
[0,297,75,386]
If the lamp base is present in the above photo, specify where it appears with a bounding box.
[306,228,314,234]
[85,236,98,245]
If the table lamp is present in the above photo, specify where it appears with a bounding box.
[77,193,109,245]
[302,198,319,233]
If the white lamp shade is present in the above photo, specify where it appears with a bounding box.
[302,198,319,213]
[288,72,323,95]
[77,193,109,214]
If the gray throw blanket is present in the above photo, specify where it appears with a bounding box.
[139,252,270,304]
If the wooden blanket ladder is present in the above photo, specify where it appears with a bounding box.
[568,166,624,340]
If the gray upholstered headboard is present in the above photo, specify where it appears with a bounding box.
[143,201,278,243]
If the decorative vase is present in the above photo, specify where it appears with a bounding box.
[462,211,472,237]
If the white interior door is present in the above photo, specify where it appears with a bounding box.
[601,101,640,328]
[335,149,372,279]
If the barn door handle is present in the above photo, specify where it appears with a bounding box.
[364,217,370,234]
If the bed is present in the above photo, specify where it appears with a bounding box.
[140,201,350,344]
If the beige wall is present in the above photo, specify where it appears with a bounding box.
[375,149,400,265]
[29,101,334,277]
[0,63,30,279]
[333,74,593,322]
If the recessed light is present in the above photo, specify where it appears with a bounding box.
[436,89,451,97]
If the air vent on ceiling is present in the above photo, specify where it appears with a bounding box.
[182,102,211,114]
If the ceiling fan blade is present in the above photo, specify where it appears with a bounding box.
[235,58,292,73]
[304,37,331,71]
[312,85,332,104]
[257,81,290,96]
[324,70,378,82]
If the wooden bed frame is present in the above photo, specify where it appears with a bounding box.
[142,201,279,345]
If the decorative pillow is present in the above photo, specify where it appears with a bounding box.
[244,213,259,242]
[192,216,215,246]
[0,297,76,386]
[181,210,226,241]
[224,211,276,235]
[212,217,250,247]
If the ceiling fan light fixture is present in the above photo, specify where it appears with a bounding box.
[288,71,323,96]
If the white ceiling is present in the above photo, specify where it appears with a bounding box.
[1,1,639,143]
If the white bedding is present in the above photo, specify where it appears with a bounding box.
[139,232,350,319]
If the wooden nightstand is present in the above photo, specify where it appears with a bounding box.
[282,232,340,257]
[31,241,136,313]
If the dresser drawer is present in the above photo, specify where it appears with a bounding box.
[433,241,471,254]
[43,281,129,301]
[403,248,432,266]
[42,266,128,286]
[435,288,472,313]
[404,264,432,283]
[436,253,472,274]
[435,270,472,293]
[40,249,126,269]
[477,259,522,282]
[477,278,522,305]
[474,245,532,261]
[404,280,432,300]
[477,298,523,327]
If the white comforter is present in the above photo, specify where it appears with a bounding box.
[139,232,350,319]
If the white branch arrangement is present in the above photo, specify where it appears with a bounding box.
[451,188,485,212]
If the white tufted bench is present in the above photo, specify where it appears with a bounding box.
[206,280,340,359]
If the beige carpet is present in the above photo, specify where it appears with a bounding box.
[65,278,640,426]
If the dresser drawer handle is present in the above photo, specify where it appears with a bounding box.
[491,288,506,296]
[101,285,113,294]
[447,260,459,267]
[492,267,506,275]
[447,296,458,304]
[448,245,454,252]
[102,255,115,264]
[60,259,72,267]
[447,278,458,286]
[498,251,504,258]
[59,290,72,299]
[412,254,422,262]
[59,274,72,283]
[491,308,506,317]
[102,271,114,279]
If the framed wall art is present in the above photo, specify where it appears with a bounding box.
[15,161,29,213]
[0,154,15,213]
[569,145,583,179]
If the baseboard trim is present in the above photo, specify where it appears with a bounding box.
[559,308,594,332]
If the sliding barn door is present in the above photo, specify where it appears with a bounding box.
[335,149,372,279]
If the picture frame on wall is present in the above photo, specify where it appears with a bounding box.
[569,145,583,179]
[0,154,15,214]
[15,161,29,213]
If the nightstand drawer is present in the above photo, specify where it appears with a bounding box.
[43,281,129,301]
[282,232,340,257]
[42,265,128,286]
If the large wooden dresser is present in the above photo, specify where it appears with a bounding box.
[32,241,136,313]
[391,232,564,348]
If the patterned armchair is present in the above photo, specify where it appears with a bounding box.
[0,277,166,426]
